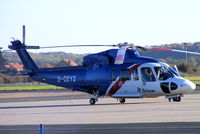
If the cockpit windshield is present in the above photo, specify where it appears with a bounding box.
[159,62,181,77]
[154,67,174,80]
[167,66,181,77]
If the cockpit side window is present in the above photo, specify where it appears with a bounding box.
[154,67,174,80]
[141,67,156,82]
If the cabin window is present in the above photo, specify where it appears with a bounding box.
[133,68,139,80]
[141,67,156,82]
[112,70,117,81]
[120,69,131,80]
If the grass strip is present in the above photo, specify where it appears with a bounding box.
[185,76,200,85]
[0,85,65,91]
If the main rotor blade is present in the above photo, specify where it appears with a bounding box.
[135,46,149,51]
[15,42,131,49]
[1,49,13,52]
[40,44,116,49]
[149,47,200,55]
[134,45,200,55]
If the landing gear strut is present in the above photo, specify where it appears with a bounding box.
[89,90,99,105]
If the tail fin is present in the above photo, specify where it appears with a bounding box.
[9,40,38,73]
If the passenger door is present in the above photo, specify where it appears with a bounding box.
[139,67,159,95]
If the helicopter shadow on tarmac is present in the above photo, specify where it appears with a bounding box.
[0,101,158,110]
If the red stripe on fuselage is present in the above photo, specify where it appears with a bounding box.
[107,80,126,96]
[107,64,142,96]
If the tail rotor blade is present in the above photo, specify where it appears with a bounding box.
[22,25,25,46]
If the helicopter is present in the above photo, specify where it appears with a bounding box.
[4,26,200,105]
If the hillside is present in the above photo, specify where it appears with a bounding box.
[140,42,200,66]
[3,51,86,66]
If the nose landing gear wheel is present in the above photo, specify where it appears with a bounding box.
[89,98,96,105]
[119,98,126,103]
[168,96,181,102]
[173,96,181,102]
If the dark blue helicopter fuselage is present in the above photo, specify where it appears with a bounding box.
[31,64,130,95]
[9,40,158,96]
[31,62,157,96]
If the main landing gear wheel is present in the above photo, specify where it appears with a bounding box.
[89,98,96,105]
[119,98,126,103]
[89,89,99,105]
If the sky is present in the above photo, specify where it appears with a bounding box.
[1,0,200,54]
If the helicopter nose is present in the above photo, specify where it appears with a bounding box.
[180,79,196,92]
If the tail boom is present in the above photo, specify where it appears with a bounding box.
[9,40,38,73]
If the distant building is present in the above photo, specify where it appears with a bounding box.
[39,63,54,68]
[54,59,78,67]
[4,63,24,71]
